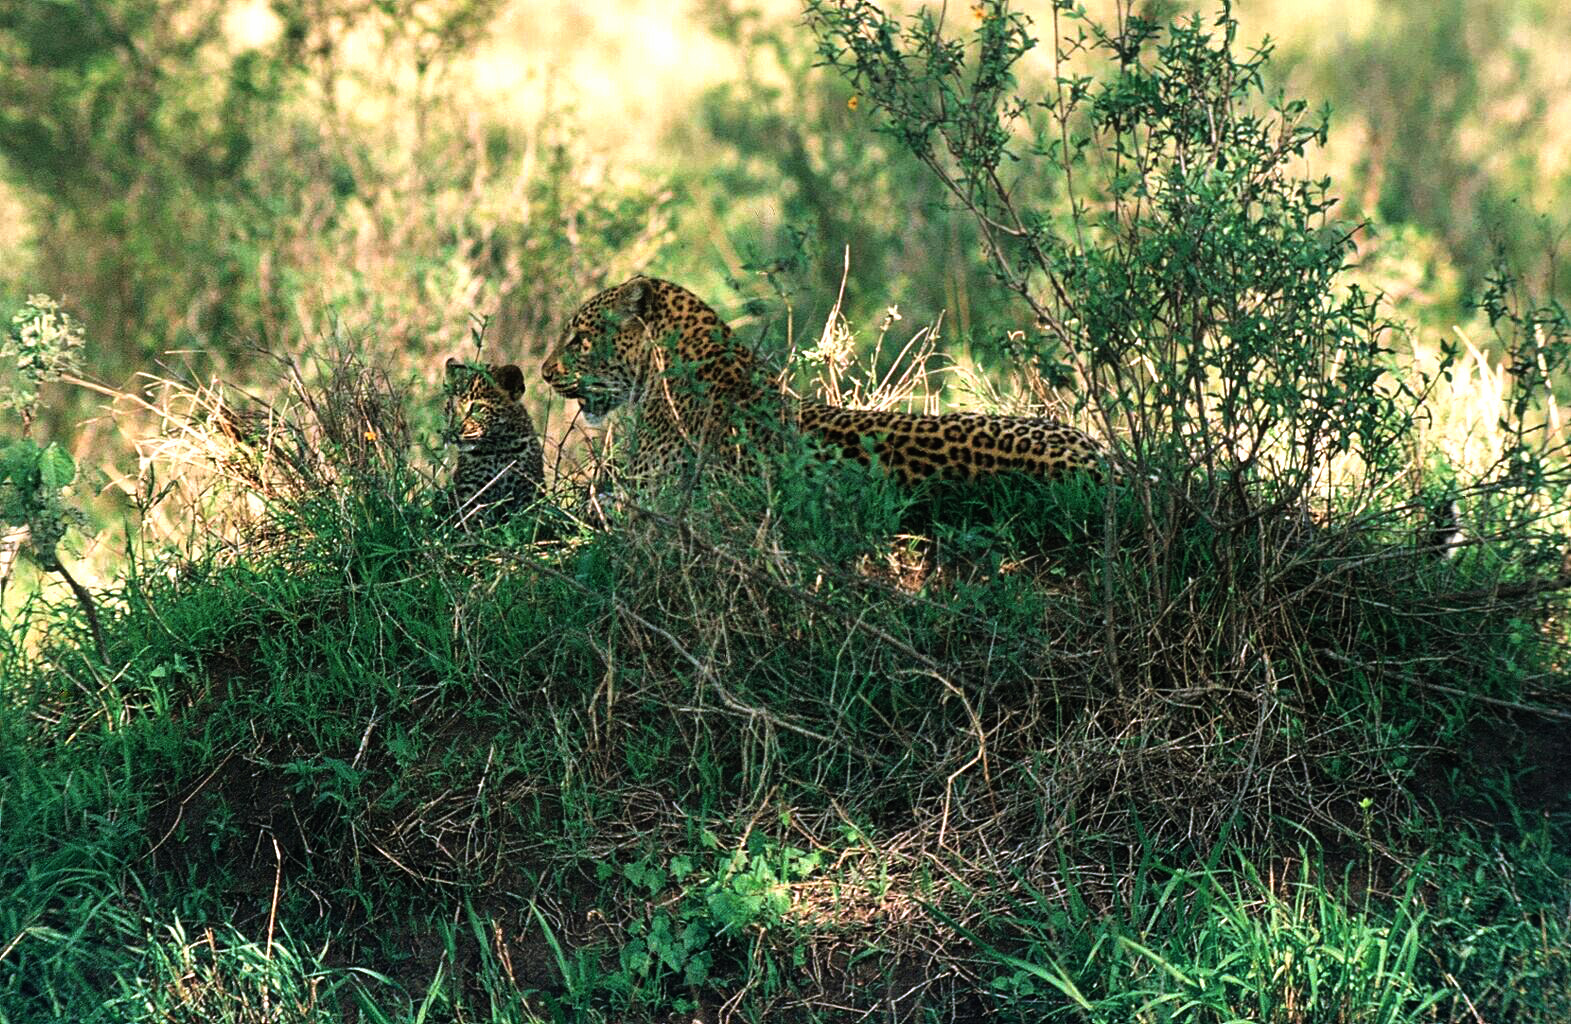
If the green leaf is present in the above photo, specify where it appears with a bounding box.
[619,937,652,976]
[1,439,40,486]
[683,950,711,987]
[38,443,75,489]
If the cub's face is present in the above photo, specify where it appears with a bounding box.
[444,359,527,450]
[539,278,656,427]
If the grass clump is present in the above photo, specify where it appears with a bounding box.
[3,399,1568,1020]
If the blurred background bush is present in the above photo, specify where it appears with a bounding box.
[2,0,1569,573]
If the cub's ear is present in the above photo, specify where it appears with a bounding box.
[444,356,464,377]
[611,277,654,319]
[495,364,526,398]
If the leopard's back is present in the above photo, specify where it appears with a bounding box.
[801,405,1105,486]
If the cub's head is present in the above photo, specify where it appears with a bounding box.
[539,277,664,427]
[444,359,527,449]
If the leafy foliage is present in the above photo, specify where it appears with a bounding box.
[0,297,102,656]
[808,0,1411,492]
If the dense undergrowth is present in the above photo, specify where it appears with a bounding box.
[2,430,1570,1021]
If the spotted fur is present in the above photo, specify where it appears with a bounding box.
[539,277,1108,485]
[444,358,545,525]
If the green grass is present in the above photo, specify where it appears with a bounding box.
[1,453,1568,1022]
[945,829,1571,1022]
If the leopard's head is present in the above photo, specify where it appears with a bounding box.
[540,277,673,427]
[444,359,527,450]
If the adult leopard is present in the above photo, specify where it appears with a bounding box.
[539,277,1109,486]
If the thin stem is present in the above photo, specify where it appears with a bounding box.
[53,559,108,666]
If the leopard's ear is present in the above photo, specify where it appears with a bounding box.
[611,277,654,319]
[444,356,465,379]
[495,364,526,398]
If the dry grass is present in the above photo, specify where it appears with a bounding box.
[60,344,416,564]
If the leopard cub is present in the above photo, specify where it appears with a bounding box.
[444,358,544,525]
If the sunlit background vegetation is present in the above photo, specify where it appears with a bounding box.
[4,0,1571,579]
[2,1,1569,1020]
